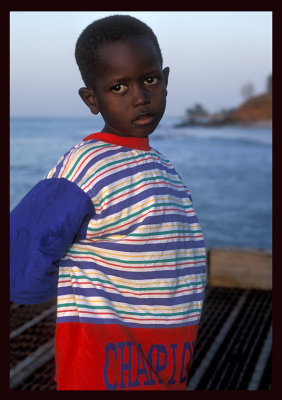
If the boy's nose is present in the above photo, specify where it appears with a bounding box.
[132,85,150,107]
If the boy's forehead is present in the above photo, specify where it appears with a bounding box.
[95,36,162,74]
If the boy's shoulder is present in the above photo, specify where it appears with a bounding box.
[46,137,114,181]
[65,137,116,161]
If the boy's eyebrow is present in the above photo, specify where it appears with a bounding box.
[108,77,130,85]
[143,69,162,76]
[108,69,162,85]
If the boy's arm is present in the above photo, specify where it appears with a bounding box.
[10,178,94,304]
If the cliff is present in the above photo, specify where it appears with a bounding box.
[175,90,272,128]
[227,90,272,124]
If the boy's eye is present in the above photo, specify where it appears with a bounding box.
[144,77,158,85]
[111,84,127,94]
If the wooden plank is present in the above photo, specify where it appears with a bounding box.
[208,248,272,290]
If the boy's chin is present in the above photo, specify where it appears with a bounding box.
[102,125,156,138]
[132,121,161,137]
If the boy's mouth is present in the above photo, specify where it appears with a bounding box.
[132,112,154,126]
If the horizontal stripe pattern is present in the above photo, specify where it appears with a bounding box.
[46,136,206,328]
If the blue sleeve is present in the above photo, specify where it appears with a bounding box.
[10,178,94,304]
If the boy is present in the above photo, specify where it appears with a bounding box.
[10,15,206,390]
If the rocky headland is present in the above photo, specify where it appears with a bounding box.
[227,90,272,126]
[176,90,272,127]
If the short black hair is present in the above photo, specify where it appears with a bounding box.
[75,14,163,88]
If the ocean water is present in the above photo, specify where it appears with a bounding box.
[10,116,272,250]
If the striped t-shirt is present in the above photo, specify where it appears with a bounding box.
[10,132,206,390]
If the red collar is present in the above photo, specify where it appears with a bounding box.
[83,132,151,151]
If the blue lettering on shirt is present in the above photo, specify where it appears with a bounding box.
[104,340,194,389]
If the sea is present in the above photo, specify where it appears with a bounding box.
[10,116,272,250]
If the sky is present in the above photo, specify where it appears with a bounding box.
[10,11,272,118]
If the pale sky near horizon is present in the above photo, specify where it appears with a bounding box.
[10,11,272,118]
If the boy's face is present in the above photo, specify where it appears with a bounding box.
[79,36,169,138]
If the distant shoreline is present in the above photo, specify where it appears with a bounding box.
[176,90,272,129]
[174,120,272,129]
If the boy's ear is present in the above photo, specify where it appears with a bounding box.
[162,67,170,89]
[78,87,100,115]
